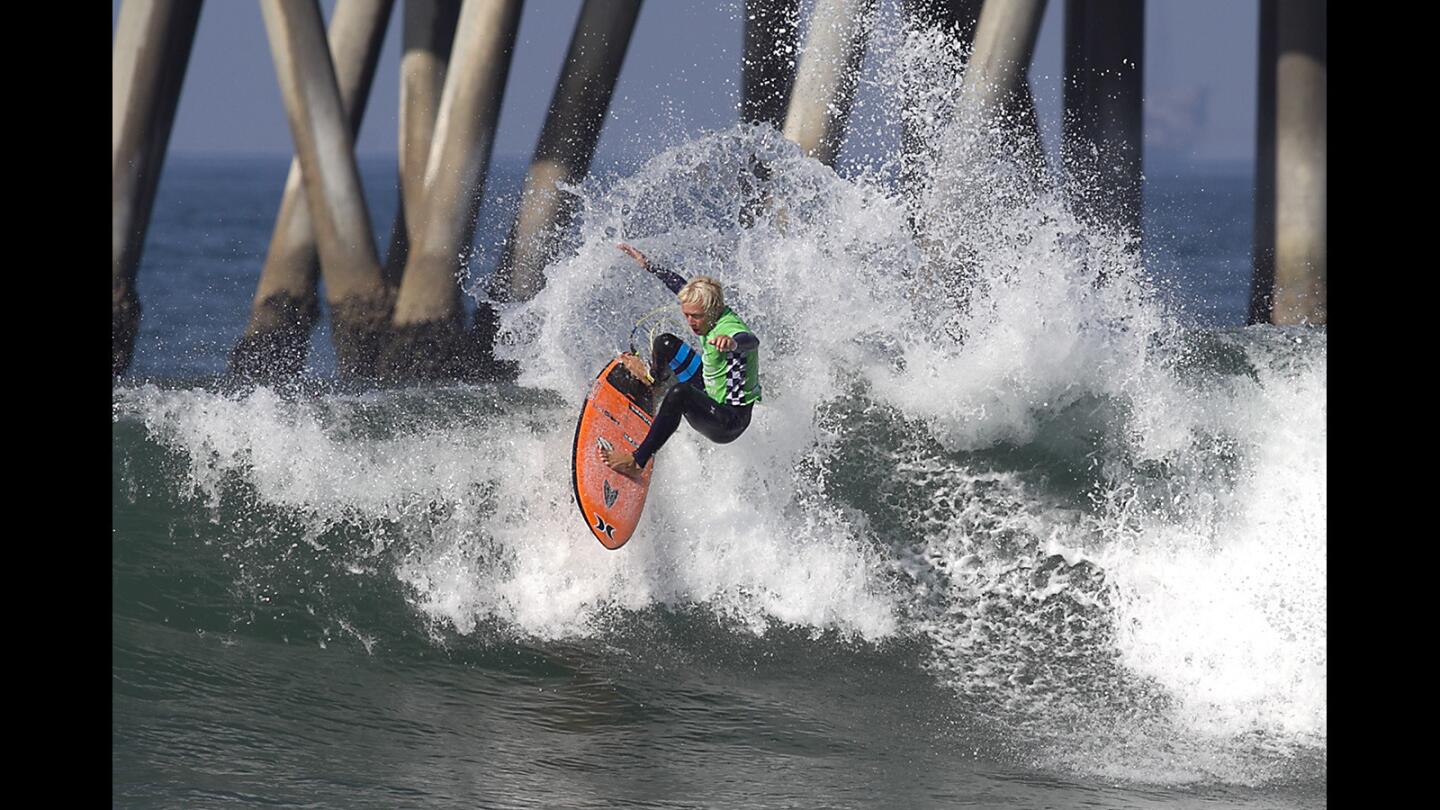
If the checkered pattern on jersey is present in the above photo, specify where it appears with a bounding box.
[724,356,748,405]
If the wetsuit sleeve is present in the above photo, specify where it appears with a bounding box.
[646,263,687,295]
[729,332,759,353]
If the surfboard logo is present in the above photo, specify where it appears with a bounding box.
[593,513,616,543]
[603,480,619,508]
[627,403,653,426]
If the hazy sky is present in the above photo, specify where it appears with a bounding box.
[114,1,1258,167]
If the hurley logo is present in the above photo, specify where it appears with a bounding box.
[603,480,619,508]
[593,514,616,543]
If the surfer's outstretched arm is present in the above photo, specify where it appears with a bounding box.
[709,332,758,353]
[618,242,686,294]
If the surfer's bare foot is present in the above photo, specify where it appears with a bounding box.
[600,446,641,477]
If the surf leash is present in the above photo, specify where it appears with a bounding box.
[627,304,674,359]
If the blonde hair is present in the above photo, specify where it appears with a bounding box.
[677,276,725,322]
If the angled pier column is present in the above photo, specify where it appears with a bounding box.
[738,0,800,230]
[902,0,982,38]
[898,0,982,195]
[490,0,643,306]
[1271,0,1326,325]
[960,0,1047,121]
[232,0,394,381]
[260,0,393,377]
[1250,0,1326,326]
[1062,0,1143,243]
[781,0,877,166]
[1248,0,1278,325]
[380,0,462,288]
[112,0,202,377]
[956,0,1048,182]
[376,0,523,381]
[742,0,800,130]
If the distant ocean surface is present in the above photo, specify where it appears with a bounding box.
[114,124,1325,808]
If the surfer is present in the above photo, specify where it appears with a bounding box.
[600,243,762,477]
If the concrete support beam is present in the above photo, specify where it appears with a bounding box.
[1250,0,1326,326]
[380,0,462,289]
[1248,0,1278,325]
[112,0,203,377]
[491,0,643,305]
[959,0,1047,124]
[1062,0,1143,243]
[781,0,877,166]
[232,0,394,381]
[260,0,393,376]
[1267,0,1326,325]
[377,0,523,381]
[903,0,982,38]
[898,0,982,195]
[950,0,1049,195]
[742,0,799,130]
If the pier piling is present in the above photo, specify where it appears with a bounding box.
[376,0,523,381]
[380,0,462,289]
[489,0,643,308]
[898,0,982,198]
[742,0,800,131]
[259,0,394,376]
[781,0,877,166]
[112,0,203,376]
[1062,0,1143,244]
[232,0,394,381]
[956,0,1049,186]
[1251,0,1326,326]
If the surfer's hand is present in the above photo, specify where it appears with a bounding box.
[709,334,737,353]
[617,243,649,270]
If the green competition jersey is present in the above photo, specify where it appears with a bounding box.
[701,308,762,406]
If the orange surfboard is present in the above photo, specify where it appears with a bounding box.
[572,355,657,549]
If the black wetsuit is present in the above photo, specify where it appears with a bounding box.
[632,265,759,469]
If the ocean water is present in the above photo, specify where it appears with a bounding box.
[113,34,1325,810]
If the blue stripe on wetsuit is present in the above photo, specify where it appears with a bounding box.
[669,341,702,383]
